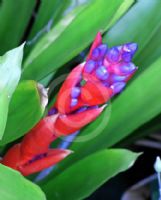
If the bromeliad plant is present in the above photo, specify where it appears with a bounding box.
[1,32,138,176]
[1,0,161,200]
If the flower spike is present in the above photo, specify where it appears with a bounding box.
[1,32,138,176]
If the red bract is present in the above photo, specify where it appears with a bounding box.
[1,32,138,176]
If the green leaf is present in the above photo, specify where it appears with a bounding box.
[26,0,73,47]
[0,44,24,97]
[103,0,161,70]
[0,164,46,200]
[117,114,161,147]
[0,92,9,139]
[0,80,47,145]
[0,0,36,54]
[22,0,134,81]
[42,149,140,200]
[0,44,24,139]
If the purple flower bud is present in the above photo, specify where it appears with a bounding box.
[123,43,138,53]
[111,74,127,82]
[71,98,78,107]
[102,82,110,87]
[96,66,109,80]
[48,107,58,116]
[106,47,119,63]
[120,63,136,74]
[97,44,108,57]
[97,60,103,67]
[71,87,81,98]
[84,60,96,73]
[122,52,132,62]
[111,82,126,94]
[91,48,100,60]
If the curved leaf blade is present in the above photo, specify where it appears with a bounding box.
[0,44,24,97]
[0,164,46,200]
[26,0,73,48]
[22,0,134,81]
[0,93,9,139]
[0,44,24,139]
[42,149,140,200]
[0,81,47,145]
[0,0,36,54]
[104,0,161,70]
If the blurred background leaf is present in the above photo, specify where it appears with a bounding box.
[42,149,140,200]
[0,164,46,200]
[0,0,36,54]
[25,0,75,55]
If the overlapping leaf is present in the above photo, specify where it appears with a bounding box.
[42,149,140,200]
[0,92,9,141]
[26,0,73,49]
[22,0,134,81]
[0,44,24,139]
[0,164,46,200]
[0,0,35,54]
[0,80,47,145]
[104,0,161,71]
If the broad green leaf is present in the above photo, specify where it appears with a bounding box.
[22,0,134,81]
[0,80,47,145]
[0,164,46,200]
[104,0,161,70]
[0,44,24,139]
[26,0,73,48]
[0,44,24,97]
[42,149,140,200]
[0,92,9,138]
[0,0,36,54]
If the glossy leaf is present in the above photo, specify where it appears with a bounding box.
[0,44,24,97]
[0,92,9,139]
[42,149,140,200]
[0,81,47,145]
[26,0,73,48]
[104,0,161,70]
[0,0,36,54]
[0,164,46,200]
[22,0,134,81]
[0,44,24,139]
[116,113,161,147]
